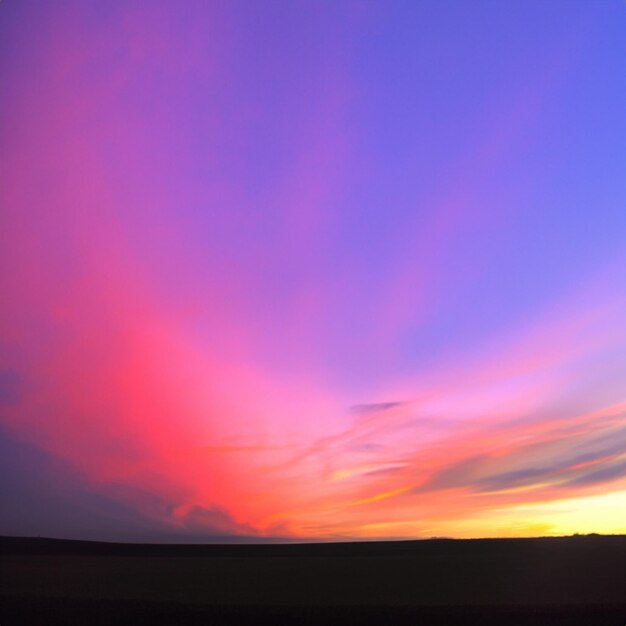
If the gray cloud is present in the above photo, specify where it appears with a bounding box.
[564,459,626,488]
[0,426,261,542]
[413,430,626,496]
[181,505,257,537]
[0,425,170,542]
[415,455,489,492]
[349,402,404,415]
[475,466,554,492]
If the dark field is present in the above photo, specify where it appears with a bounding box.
[1,535,625,625]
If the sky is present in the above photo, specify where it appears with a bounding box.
[1,0,625,542]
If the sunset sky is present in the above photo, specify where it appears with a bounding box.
[1,0,625,542]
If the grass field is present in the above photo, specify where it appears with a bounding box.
[1,535,625,625]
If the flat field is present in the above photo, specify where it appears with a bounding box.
[1,535,625,625]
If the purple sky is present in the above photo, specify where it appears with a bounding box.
[1,0,625,541]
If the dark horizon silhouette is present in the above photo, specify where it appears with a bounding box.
[2,534,625,625]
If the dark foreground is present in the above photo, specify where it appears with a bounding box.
[1,535,625,625]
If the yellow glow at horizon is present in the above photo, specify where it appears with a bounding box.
[345,489,626,539]
[493,488,626,536]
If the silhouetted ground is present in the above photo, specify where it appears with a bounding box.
[1,535,625,625]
